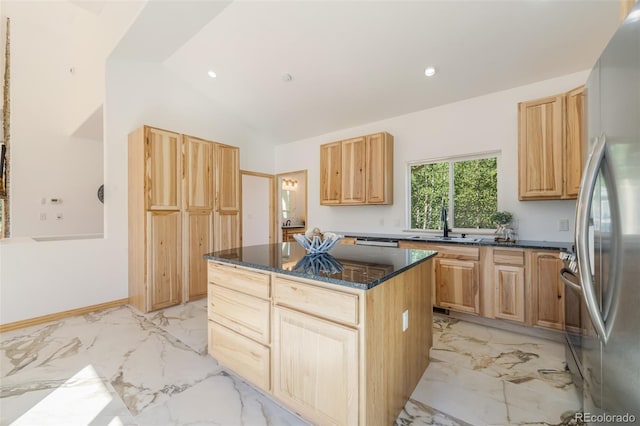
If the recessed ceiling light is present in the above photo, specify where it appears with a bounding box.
[207,70,217,79]
[424,66,437,77]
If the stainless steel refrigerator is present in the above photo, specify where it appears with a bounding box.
[575,3,640,423]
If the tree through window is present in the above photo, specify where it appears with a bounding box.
[410,155,498,230]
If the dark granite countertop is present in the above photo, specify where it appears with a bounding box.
[204,242,437,290]
[334,231,573,251]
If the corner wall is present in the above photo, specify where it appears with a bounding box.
[275,71,589,242]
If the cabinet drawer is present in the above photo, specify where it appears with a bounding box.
[208,322,270,392]
[493,249,525,266]
[432,245,480,261]
[208,284,270,344]
[208,262,270,299]
[274,277,359,326]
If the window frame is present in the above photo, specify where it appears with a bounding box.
[406,150,501,233]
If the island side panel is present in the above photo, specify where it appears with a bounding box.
[363,259,433,425]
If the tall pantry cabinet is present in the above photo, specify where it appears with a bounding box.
[128,126,240,313]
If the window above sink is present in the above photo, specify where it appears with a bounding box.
[408,152,499,233]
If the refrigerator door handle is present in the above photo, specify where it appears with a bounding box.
[575,134,610,343]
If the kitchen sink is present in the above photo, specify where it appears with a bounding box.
[406,235,482,243]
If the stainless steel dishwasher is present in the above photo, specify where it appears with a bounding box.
[354,237,399,248]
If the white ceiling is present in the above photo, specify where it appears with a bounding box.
[153,1,620,143]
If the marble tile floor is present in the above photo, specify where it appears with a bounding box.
[0,301,581,426]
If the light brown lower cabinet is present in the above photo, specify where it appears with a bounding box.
[184,211,213,300]
[492,248,526,324]
[399,241,563,331]
[282,227,305,243]
[207,263,271,393]
[207,258,433,426]
[339,237,357,245]
[208,322,271,392]
[273,306,359,425]
[494,265,526,323]
[435,258,480,314]
[530,250,564,330]
[147,211,182,311]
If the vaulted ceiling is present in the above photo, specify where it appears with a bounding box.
[114,0,621,143]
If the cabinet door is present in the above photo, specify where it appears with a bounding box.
[530,251,564,330]
[435,258,479,314]
[184,136,214,210]
[518,95,564,200]
[494,265,525,323]
[146,128,181,210]
[340,136,366,204]
[366,132,392,204]
[214,144,241,250]
[147,211,182,311]
[215,144,240,213]
[184,211,213,300]
[213,211,241,251]
[320,142,342,205]
[564,86,584,199]
[273,306,358,426]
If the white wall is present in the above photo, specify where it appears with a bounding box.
[242,174,270,246]
[4,1,104,237]
[275,71,589,242]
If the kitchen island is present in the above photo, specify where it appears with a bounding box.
[204,243,436,426]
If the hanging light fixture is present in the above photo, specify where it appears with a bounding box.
[282,178,298,190]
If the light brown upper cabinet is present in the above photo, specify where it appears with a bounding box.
[621,0,637,21]
[129,126,241,313]
[146,127,181,210]
[564,86,584,198]
[320,132,393,205]
[184,136,214,210]
[320,141,343,205]
[518,85,584,200]
[340,136,366,204]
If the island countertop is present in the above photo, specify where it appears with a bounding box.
[203,242,437,290]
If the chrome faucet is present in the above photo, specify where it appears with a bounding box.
[440,206,450,237]
[285,219,292,227]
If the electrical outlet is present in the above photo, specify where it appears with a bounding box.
[559,219,569,231]
[40,213,47,221]
[402,310,409,332]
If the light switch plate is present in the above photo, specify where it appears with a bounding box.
[402,310,409,332]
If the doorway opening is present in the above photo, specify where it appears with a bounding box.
[276,170,307,242]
